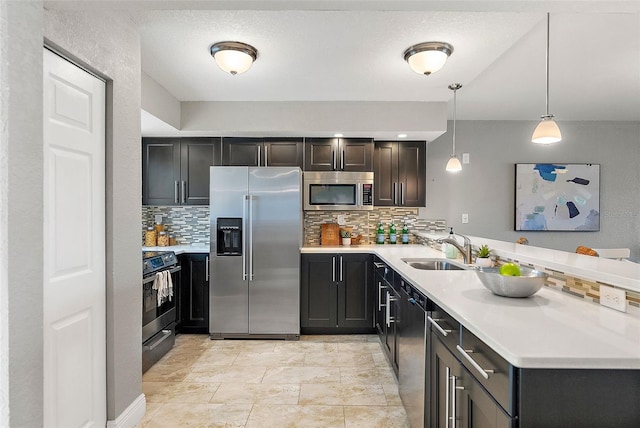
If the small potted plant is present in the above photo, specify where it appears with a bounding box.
[475,244,492,267]
[340,229,352,246]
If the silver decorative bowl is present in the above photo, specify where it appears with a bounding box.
[475,266,547,298]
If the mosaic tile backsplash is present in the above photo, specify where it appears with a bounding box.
[142,206,210,245]
[303,208,446,246]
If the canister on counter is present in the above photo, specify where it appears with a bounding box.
[169,234,177,246]
[144,226,157,247]
[155,222,164,233]
[157,231,169,247]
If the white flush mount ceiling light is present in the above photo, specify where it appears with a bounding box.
[210,41,258,75]
[532,13,562,144]
[446,83,463,173]
[404,42,454,76]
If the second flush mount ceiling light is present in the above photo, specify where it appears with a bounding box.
[404,42,454,75]
[210,41,258,75]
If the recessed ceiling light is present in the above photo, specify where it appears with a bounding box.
[397,134,407,138]
[334,133,344,138]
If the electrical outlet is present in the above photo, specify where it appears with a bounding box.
[154,214,163,224]
[462,213,469,224]
[337,214,346,225]
[462,153,470,164]
[600,285,626,312]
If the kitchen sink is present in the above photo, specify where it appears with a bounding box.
[402,258,468,271]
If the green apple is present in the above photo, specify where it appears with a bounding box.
[499,263,521,276]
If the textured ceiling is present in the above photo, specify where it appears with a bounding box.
[132,6,640,123]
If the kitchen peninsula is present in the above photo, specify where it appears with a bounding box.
[302,239,640,427]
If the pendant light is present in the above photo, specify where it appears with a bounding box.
[532,13,562,144]
[446,83,463,172]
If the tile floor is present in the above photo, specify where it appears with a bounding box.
[139,334,410,427]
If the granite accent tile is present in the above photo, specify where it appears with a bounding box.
[344,405,411,428]
[143,381,220,403]
[298,383,388,406]
[245,405,345,428]
[210,383,301,405]
[143,402,252,428]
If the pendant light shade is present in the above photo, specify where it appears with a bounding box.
[446,156,462,172]
[532,115,562,144]
[404,42,454,76]
[210,41,258,75]
[446,83,463,173]
[532,13,561,144]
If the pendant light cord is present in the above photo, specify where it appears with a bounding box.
[545,12,550,116]
[452,87,457,156]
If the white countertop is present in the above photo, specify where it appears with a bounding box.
[143,244,210,255]
[302,244,640,369]
[414,232,640,293]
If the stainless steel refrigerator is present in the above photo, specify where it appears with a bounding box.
[209,166,301,339]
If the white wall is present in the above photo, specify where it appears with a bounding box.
[44,9,143,421]
[0,2,44,426]
[424,120,640,260]
[142,71,181,129]
[0,4,142,425]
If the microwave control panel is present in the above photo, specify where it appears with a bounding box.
[362,183,373,206]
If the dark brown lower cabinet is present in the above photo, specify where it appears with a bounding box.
[300,253,374,333]
[178,253,209,334]
[431,334,512,428]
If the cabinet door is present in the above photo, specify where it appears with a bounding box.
[304,138,338,171]
[431,335,461,428]
[300,254,337,328]
[222,137,263,166]
[180,138,221,205]
[373,141,399,206]
[337,254,373,329]
[460,366,512,428]
[397,141,426,207]
[142,138,181,205]
[179,254,210,333]
[340,138,373,172]
[264,138,303,167]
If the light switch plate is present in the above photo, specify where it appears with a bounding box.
[462,153,470,164]
[462,213,469,224]
[337,214,346,225]
[600,285,626,312]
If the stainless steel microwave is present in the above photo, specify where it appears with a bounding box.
[303,171,374,211]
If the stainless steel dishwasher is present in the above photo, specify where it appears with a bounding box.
[397,275,428,428]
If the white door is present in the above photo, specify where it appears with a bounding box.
[43,48,106,427]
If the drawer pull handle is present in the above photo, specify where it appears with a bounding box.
[456,345,495,380]
[373,262,385,268]
[428,316,452,337]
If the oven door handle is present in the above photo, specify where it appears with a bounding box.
[143,265,181,285]
[143,329,172,351]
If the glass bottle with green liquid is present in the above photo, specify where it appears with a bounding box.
[376,222,385,244]
[389,222,397,244]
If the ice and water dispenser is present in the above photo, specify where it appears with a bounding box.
[216,218,242,255]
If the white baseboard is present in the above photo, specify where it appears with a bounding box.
[106,394,146,428]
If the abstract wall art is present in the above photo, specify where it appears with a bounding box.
[515,163,600,231]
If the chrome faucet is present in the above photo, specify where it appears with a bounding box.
[439,233,472,264]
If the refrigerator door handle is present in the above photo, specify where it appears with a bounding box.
[242,194,248,280]
[339,255,343,282]
[332,256,336,282]
[248,195,254,281]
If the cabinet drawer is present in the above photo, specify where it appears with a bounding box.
[428,304,460,353]
[459,327,514,415]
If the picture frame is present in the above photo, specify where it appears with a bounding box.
[515,163,600,231]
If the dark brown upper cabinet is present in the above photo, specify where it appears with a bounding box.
[142,137,221,206]
[374,141,426,207]
[304,138,373,172]
[222,137,303,167]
